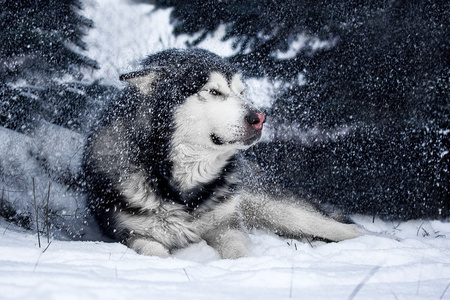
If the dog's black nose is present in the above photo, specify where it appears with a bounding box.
[246,110,265,130]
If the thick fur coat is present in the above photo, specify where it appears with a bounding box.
[83,49,364,258]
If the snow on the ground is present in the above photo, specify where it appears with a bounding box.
[1,217,449,300]
[2,1,449,300]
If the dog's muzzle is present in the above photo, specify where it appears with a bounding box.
[210,110,266,146]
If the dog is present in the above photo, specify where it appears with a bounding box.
[83,48,365,259]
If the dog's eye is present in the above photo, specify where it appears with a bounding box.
[209,89,222,96]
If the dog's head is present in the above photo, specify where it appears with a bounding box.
[172,71,265,151]
[120,49,265,152]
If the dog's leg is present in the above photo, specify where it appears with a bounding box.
[203,228,250,259]
[197,198,250,259]
[239,193,365,242]
[127,237,170,258]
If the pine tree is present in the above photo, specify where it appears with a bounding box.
[154,0,448,127]
[1,0,97,82]
[0,0,120,231]
[154,0,449,219]
[0,0,102,132]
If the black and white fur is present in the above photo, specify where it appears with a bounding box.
[83,49,365,259]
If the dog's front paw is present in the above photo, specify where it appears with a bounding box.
[128,238,170,258]
[219,241,248,259]
[208,229,250,259]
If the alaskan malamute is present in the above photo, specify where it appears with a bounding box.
[83,49,364,258]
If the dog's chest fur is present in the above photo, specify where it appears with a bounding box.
[116,149,241,249]
[170,144,237,191]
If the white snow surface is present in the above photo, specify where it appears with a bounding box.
[1,1,449,300]
[1,218,449,300]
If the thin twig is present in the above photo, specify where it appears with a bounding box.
[348,265,381,300]
[1,186,4,208]
[32,242,51,272]
[440,282,450,300]
[183,268,191,282]
[119,247,128,260]
[33,178,41,248]
[33,253,42,272]
[3,222,11,235]
[46,182,51,244]
[0,188,26,193]
[416,222,425,237]
[289,264,295,298]
[42,241,52,253]
[416,257,424,295]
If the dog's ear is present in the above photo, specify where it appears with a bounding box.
[119,67,165,95]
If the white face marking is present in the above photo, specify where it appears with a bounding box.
[172,72,258,150]
[169,71,262,191]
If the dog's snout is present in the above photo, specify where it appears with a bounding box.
[246,110,265,131]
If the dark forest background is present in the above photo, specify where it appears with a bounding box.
[1,0,448,223]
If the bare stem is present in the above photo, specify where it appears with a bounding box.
[1,186,4,207]
[33,178,41,248]
[46,182,51,244]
